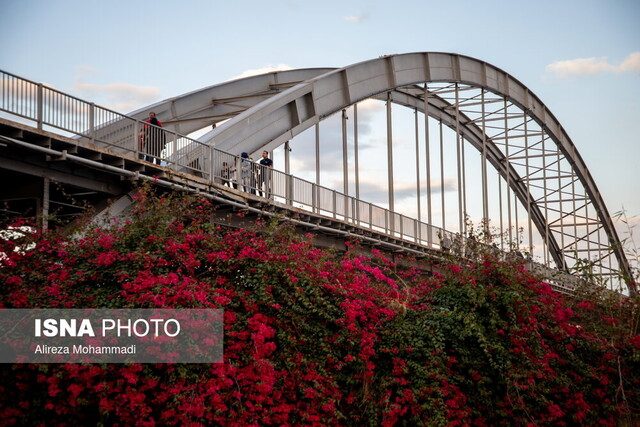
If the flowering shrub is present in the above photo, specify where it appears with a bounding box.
[1,187,639,425]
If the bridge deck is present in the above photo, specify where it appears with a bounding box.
[0,117,580,295]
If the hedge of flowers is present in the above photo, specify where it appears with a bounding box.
[1,187,639,425]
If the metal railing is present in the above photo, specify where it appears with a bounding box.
[0,69,579,292]
[210,152,446,246]
[0,70,213,179]
[0,70,448,247]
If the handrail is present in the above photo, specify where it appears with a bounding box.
[0,69,579,292]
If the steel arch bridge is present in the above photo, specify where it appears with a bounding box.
[0,52,633,293]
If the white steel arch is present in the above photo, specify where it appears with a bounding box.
[129,68,334,134]
[91,68,335,145]
[193,52,631,289]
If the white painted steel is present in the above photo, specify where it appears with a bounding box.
[1,52,632,291]
[195,52,631,289]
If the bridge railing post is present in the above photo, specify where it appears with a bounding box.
[332,191,337,219]
[36,83,43,130]
[351,198,357,225]
[384,209,388,235]
[289,173,295,206]
[311,183,317,213]
[134,120,140,159]
[344,194,349,223]
[171,130,178,170]
[208,145,214,182]
[285,172,292,206]
[89,102,95,144]
[368,203,373,231]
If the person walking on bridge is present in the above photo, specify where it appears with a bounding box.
[258,150,273,198]
[240,152,253,193]
[141,112,165,165]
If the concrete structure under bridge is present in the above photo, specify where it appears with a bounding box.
[0,52,634,295]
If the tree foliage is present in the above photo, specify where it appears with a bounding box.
[1,187,639,425]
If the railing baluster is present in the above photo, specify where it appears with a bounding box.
[332,191,336,219]
[89,103,95,143]
[37,83,43,130]
[172,130,178,170]
[134,120,140,158]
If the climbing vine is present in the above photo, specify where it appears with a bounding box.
[1,187,638,425]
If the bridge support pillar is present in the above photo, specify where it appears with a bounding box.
[386,92,394,232]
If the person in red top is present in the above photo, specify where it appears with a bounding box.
[139,112,165,164]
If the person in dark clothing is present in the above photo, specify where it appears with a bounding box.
[257,150,273,197]
[142,112,165,165]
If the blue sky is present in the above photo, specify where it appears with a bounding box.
[1,0,639,240]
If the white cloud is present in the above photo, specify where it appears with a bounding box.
[620,52,640,72]
[70,66,161,113]
[72,81,160,112]
[546,57,614,76]
[546,51,640,77]
[358,98,385,113]
[337,176,457,205]
[343,12,370,23]
[229,64,294,81]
